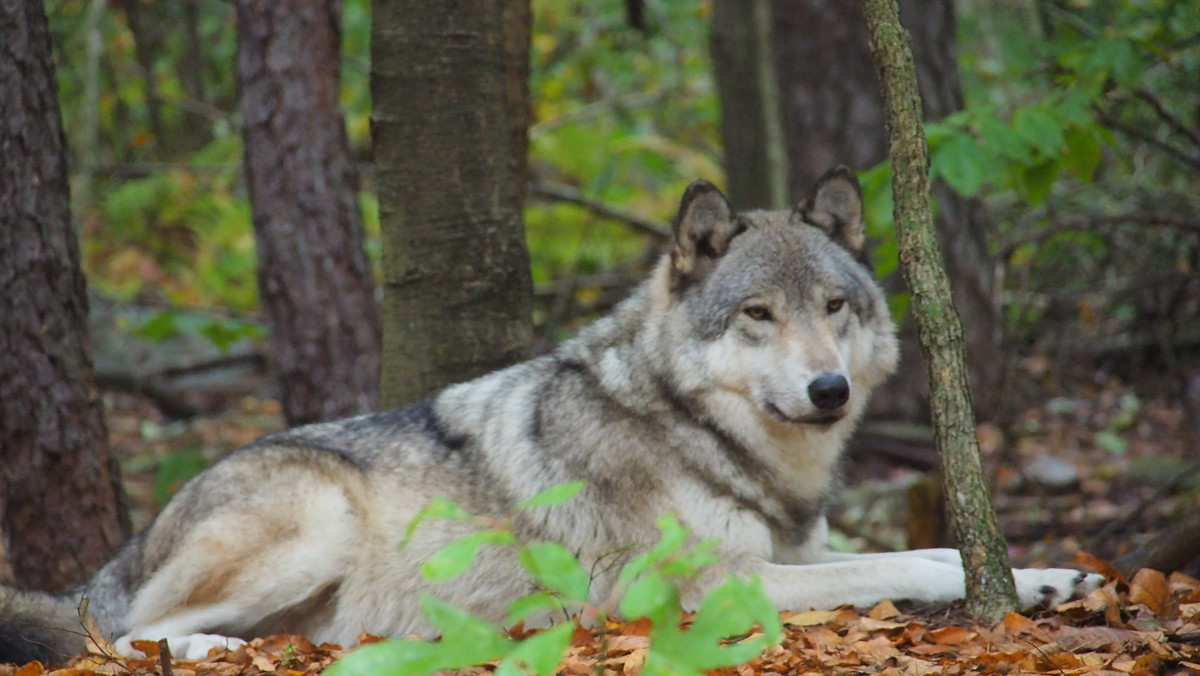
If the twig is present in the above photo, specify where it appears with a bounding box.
[158,351,268,379]
[529,180,671,239]
[1093,106,1200,173]
[158,638,173,676]
[1134,88,1200,151]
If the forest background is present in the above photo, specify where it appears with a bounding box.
[3,0,1199,626]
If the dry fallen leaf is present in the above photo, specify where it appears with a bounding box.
[1130,568,1170,612]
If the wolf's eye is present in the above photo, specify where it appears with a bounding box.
[826,298,846,314]
[744,305,772,321]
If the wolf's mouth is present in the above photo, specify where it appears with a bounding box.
[764,403,845,427]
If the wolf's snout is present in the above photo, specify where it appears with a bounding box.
[808,373,850,410]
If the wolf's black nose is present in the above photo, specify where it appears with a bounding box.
[809,373,850,410]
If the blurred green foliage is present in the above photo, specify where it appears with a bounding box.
[45,0,1200,361]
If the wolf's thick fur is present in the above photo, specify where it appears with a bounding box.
[0,168,1100,664]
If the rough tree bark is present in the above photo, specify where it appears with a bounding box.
[0,0,131,592]
[710,0,789,210]
[860,0,1018,621]
[372,0,534,408]
[771,0,999,422]
[236,0,381,426]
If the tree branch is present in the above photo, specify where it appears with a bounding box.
[529,179,671,239]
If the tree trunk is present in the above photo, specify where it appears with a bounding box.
[0,0,131,592]
[771,0,999,422]
[236,0,381,426]
[710,0,789,210]
[860,0,1018,622]
[372,0,534,408]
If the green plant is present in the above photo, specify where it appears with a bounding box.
[327,483,782,676]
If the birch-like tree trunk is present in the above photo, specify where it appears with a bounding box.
[859,0,1018,621]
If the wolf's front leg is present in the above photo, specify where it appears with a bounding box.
[749,557,1101,612]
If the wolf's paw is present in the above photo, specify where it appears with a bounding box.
[1012,568,1105,609]
[115,633,247,660]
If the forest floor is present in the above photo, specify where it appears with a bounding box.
[5,369,1199,675]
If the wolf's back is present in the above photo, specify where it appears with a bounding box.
[0,586,87,665]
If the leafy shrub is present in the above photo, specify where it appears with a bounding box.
[327,482,782,676]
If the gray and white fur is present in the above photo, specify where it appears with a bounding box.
[0,168,1101,664]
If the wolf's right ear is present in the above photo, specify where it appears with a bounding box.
[798,166,867,257]
[670,180,742,290]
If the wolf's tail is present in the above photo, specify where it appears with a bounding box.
[0,586,88,666]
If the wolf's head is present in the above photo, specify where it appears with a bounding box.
[654,167,899,433]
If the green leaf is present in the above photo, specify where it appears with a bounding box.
[506,591,568,625]
[1094,430,1128,455]
[932,133,989,196]
[619,514,690,586]
[403,497,474,546]
[421,530,515,581]
[324,639,443,676]
[519,541,590,602]
[199,319,262,354]
[153,448,208,504]
[887,292,912,325]
[619,572,677,620]
[1089,38,1144,89]
[1013,107,1066,157]
[1020,160,1061,205]
[1062,126,1102,183]
[516,480,585,510]
[421,594,513,656]
[977,116,1033,164]
[133,311,181,342]
[688,576,782,651]
[497,622,574,676]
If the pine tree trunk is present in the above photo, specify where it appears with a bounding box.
[859,0,1018,622]
[372,0,534,408]
[0,0,131,592]
[771,0,999,422]
[236,0,381,426]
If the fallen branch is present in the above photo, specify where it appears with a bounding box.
[1087,462,1200,553]
[94,371,199,419]
[1113,510,1200,577]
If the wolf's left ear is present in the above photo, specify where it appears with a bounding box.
[798,166,866,256]
[670,180,742,290]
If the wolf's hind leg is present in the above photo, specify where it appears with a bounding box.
[120,483,357,658]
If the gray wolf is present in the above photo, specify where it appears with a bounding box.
[0,168,1102,664]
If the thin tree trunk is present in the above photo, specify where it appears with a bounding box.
[710,0,789,210]
[860,0,1018,622]
[73,0,106,219]
[123,0,165,153]
[0,0,131,592]
[373,0,534,408]
[236,0,381,425]
[771,0,999,422]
